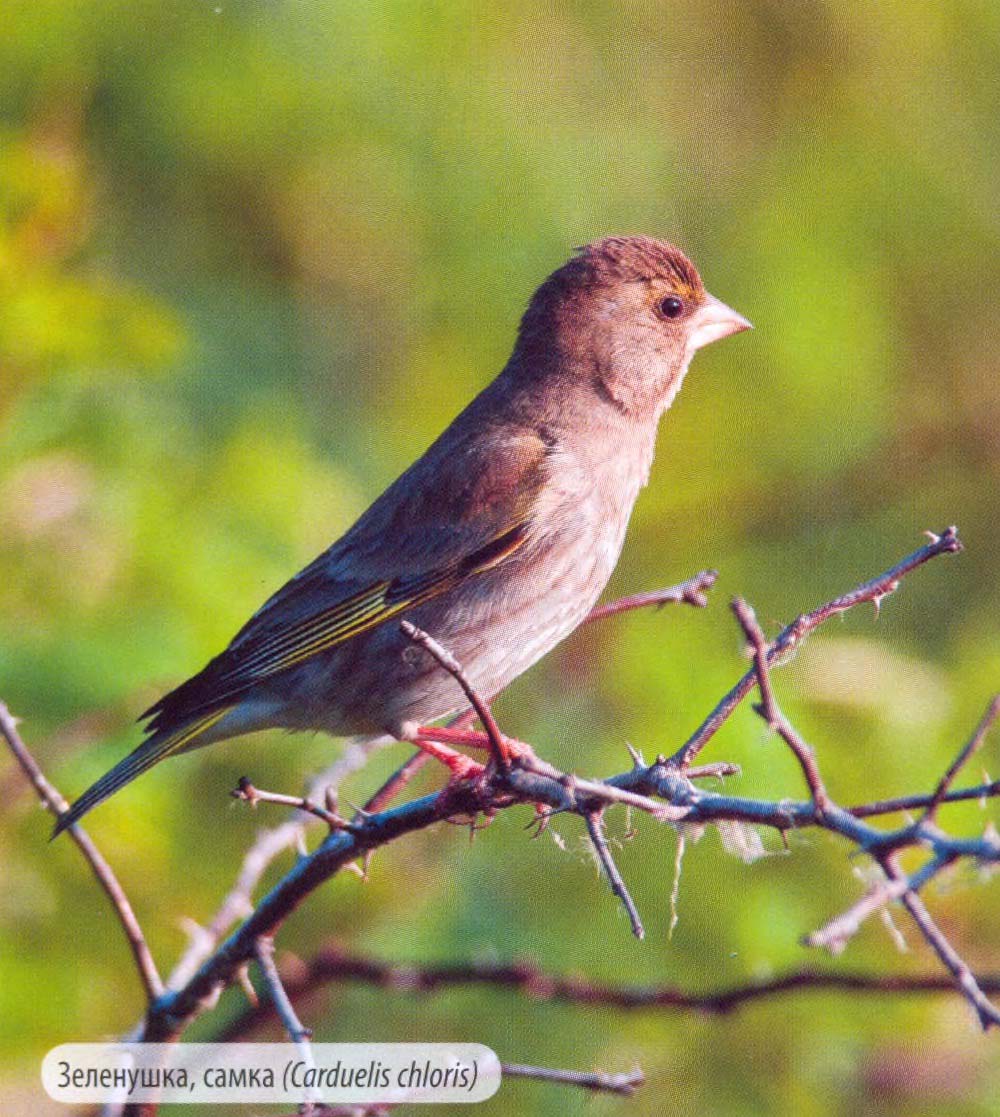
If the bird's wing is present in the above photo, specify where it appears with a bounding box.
[142,427,550,732]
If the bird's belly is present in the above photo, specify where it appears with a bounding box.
[457,526,623,694]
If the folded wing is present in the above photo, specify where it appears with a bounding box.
[142,426,549,736]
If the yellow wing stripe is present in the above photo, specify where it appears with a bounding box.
[224,585,393,679]
[169,706,234,752]
[220,523,530,689]
[272,598,411,673]
[259,597,398,672]
[236,585,388,661]
[245,578,457,678]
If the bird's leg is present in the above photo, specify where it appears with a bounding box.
[396,724,487,782]
[411,735,486,781]
[412,724,535,763]
[395,720,534,784]
[364,707,483,816]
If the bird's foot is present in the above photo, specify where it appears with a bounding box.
[412,724,535,764]
[408,733,488,782]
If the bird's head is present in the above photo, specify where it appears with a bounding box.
[514,236,751,417]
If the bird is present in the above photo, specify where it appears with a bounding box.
[53,235,750,837]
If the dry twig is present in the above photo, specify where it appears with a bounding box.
[217,942,1000,1033]
[585,809,645,940]
[501,1061,644,1096]
[0,703,164,1002]
[670,527,962,769]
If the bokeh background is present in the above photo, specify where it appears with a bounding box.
[3,2,1000,1114]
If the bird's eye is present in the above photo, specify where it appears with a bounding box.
[658,295,685,319]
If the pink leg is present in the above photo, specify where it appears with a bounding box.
[407,734,486,781]
[414,724,533,762]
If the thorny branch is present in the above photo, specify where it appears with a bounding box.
[584,809,646,940]
[731,597,832,815]
[6,527,1000,1116]
[217,942,1000,1036]
[669,526,963,769]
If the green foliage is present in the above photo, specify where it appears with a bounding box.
[3,3,1000,1113]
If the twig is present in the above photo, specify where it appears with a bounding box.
[518,752,684,820]
[254,939,315,1047]
[848,781,1000,818]
[584,810,644,940]
[731,597,832,813]
[923,695,1000,823]
[233,776,353,831]
[805,878,909,955]
[254,938,320,1114]
[804,854,951,954]
[216,943,1000,1034]
[0,702,164,1002]
[685,761,741,780]
[881,853,1000,1030]
[670,527,962,769]
[584,569,718,623]
[501,1061,644,1096]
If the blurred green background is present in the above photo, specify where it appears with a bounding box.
[3,2,1000,1114]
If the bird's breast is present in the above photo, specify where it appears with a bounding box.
[450,432,649,692]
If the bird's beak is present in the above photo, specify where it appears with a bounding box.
[688,294,753,352]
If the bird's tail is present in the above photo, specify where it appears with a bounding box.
[51,706,233,839]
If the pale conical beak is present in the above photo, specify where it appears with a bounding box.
[688,293,753,352]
